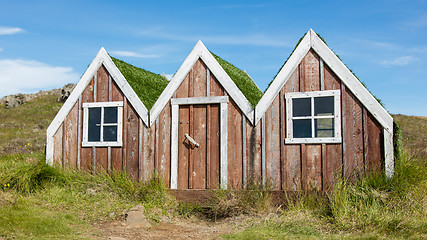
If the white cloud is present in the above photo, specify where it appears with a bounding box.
[379,56,418,67]
[0,59,80,97]
[0,27,24,35]
[0,48,3,52]
[110,50,159,58]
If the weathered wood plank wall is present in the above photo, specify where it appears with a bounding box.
[51,51,385,191]
[52,65,153,182]
[259,49,384,191]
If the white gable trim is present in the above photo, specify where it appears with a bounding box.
[149,40,254,126]
[46,47,149,165]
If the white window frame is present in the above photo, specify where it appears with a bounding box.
[285,90,341,144]
[82,101,123,147]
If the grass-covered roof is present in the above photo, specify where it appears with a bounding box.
[211,52,263,107]
[111,57,169,110]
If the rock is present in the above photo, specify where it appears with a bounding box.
[109,237,127,240]
[125,205,151,228]
[5,94,28,109]
[57,83,76,102]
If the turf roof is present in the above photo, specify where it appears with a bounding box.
[111,57,169,110]
[211,52,263,107]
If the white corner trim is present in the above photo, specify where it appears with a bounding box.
[254,30,311,125]
[384,128,394,178]
[46,47,149,164]
[150,40,254,127]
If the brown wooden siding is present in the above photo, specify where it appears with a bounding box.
[52,65,151,181]
[258,49,384,191]
[51,50,385,191]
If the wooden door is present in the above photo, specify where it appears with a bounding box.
[177,103,220,189]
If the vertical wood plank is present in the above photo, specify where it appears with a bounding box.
[77,96,82,170]
[305,145,322,190]
[301,49,321,92]
[111,81,124,172]
[178,105,190,189]
[155,118,159,175]
[279,90,286,190]
[192,104,207,189]
[157,103,171,187]
[64,102,78,168]
[242,114,247,189]
[125,103,139,181]
[192,59,207,97]
[342,85,364,179]
[188,104,194,189]
[261,116,266,187]
[53,124,63,166]
[138,118,143,182]
[324,144,342,190]
[210,74,225,96]
[365,111,383,173]
[209,104,220,189]
[206,104,211,188]
[283,65,301,191]
[227,100,243,188]
[324,64,341,90]
[301,144,306,190]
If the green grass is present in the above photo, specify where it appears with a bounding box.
[0,94,63,156]
[111,57,169,110]
[393,114,426,158]
[0,152,178,239]
[225,153,427,239]
[211,52,263,107]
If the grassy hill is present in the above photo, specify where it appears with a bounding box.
[0,94,425,239]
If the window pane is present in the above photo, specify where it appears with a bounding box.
[104,107,118,124]
[292,98,311,117]
[103,126,117,142]
[314,96,334,116]
[293,119,312,138]
[315,118,334,137]
[88,108,101,142]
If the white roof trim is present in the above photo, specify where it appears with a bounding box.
[255,29,393,134]
[46,47,149,145]
[149,40,254,126]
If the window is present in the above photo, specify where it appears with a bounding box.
[285,90,341,144]
[82,101,123,147]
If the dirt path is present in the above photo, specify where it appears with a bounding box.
[93,217,245,240]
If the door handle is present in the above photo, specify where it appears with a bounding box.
[185,133,200,147]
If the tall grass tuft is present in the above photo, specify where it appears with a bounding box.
[0,158,65,193]
[328,153,427,235]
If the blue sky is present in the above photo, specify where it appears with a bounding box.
[0,0,426,116]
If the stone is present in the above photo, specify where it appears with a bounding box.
[125,205,151,228]
[108,237,126,240]
[57,83,76,102]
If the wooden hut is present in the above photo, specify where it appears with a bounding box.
[46,29,394,192]
[254,29,394,191]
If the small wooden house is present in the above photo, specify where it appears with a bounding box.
[46,29,393,192]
